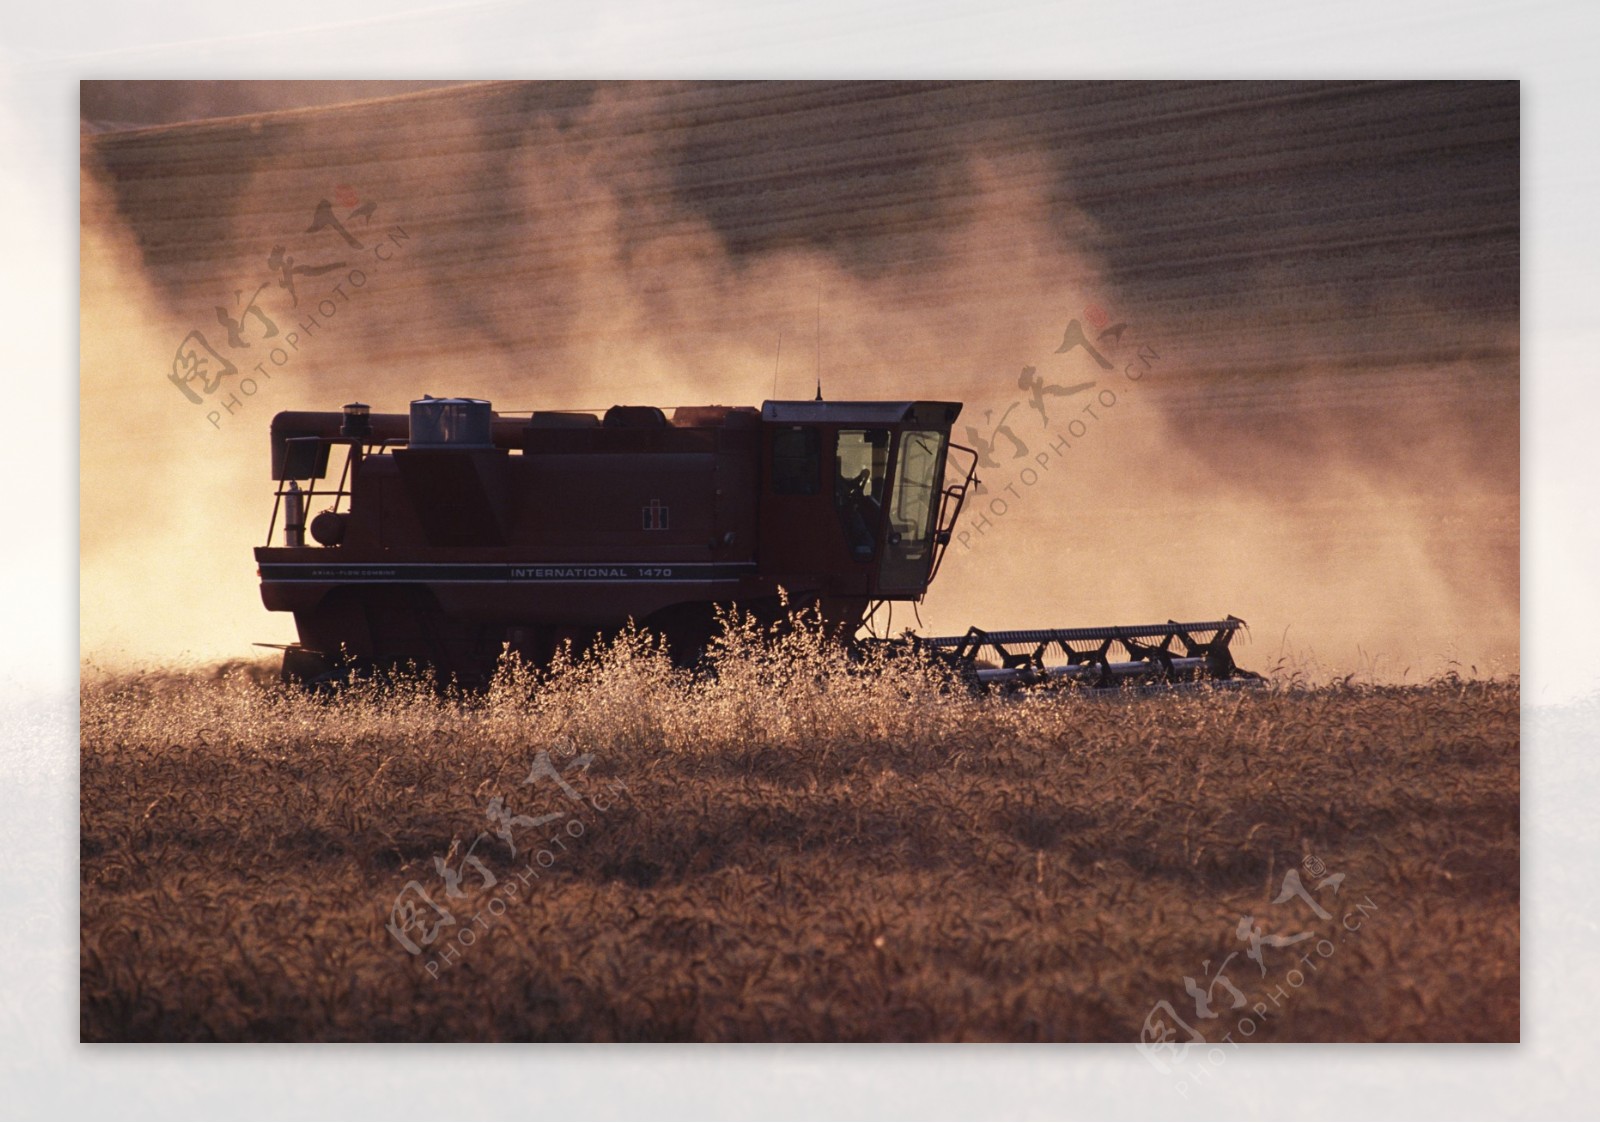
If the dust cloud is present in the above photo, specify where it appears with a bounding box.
[80,81,1518,680]
[80,169,294,663]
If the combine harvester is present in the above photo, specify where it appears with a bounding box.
[255,396,1257,690]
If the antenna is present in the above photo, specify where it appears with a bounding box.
[772,332,782,400]
[814,285,823,401]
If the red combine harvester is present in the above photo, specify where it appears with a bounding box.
[256,397,1255,689]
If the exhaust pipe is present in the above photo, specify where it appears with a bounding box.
[284,481,305,548]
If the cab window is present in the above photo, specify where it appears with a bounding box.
[772,427,820,495]
[835,428,889,559]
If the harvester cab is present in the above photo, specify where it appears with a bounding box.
[755,400,975,605]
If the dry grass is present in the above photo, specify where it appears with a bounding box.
[80,618,1519,1042]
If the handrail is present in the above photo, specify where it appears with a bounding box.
[264,437,407,547]
[925,441,979,588]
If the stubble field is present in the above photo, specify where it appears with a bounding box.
[79,621,1519,1043]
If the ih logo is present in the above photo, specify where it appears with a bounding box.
[642,499,670,531]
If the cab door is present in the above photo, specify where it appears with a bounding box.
[875,428,951,594]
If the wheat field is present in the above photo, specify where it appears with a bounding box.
[79,619,1518,1043]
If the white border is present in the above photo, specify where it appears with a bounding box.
[9,2,1595,1118]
